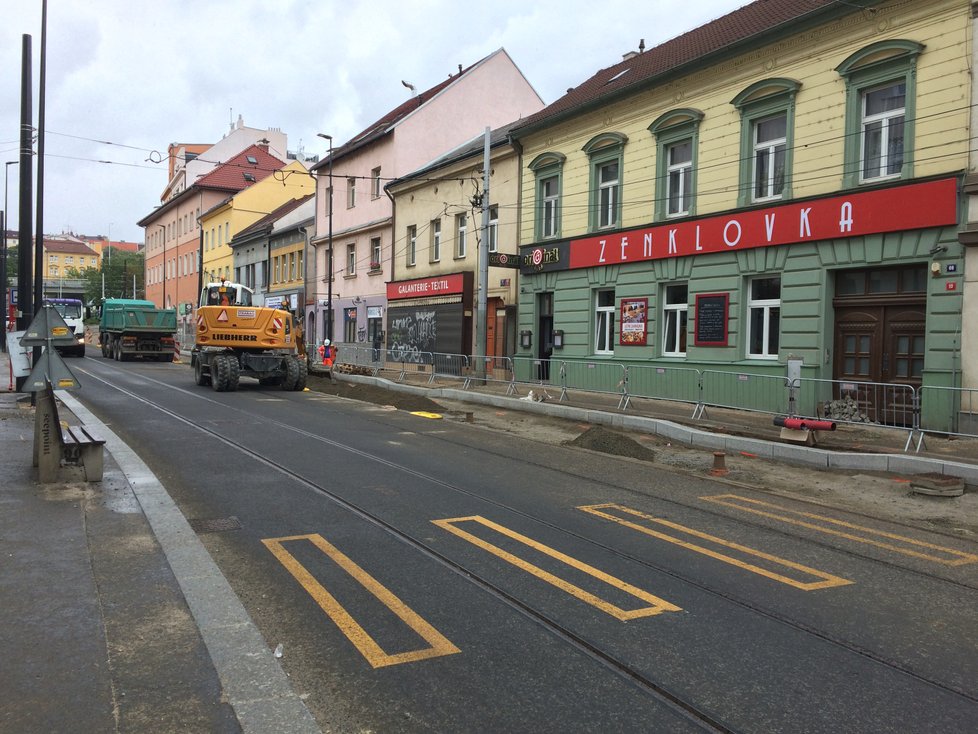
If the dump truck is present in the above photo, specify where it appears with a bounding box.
[99,299,178,362]
[191,281,306,392]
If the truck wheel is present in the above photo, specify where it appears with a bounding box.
[101,338,109,358]
[293,357,308,391]
[113,339,121,361]
[194,357,211,386]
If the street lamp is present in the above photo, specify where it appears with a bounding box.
[317,133,334,342]
[2,160,17,350]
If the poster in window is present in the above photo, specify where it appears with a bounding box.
[619,298,648,346]
[694,293,729,346]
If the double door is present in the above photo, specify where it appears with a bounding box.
[833,304,924,425]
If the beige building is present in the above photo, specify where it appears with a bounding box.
[386,124,524,358]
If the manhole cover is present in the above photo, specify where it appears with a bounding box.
[188,516,243,533]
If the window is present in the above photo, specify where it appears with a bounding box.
[289,252,296,281]
[407,225,417,266]
[836,40,922,187]
[297,251,303,278]
[455,213,467,258]
[583,133,626,232]
[274,257,280,284]
[528,152,566,241]
[649,109,703,220]
[662,284,688,356]
[346,243,356,275]
[370,237,381,269]
[666,140,692,217]
[488,205,499,253]
[371,167,381,198]
[347,177,356,208]
[430,219,441,262]
[747,277,781,360]
[594,289,616,355]
[733,79,800,205]
[861,82,905,181]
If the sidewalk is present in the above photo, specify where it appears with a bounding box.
[0,351,318,734]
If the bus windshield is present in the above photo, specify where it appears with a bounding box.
[46,300,83,319]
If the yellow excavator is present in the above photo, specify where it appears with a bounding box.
[191,281,307,392]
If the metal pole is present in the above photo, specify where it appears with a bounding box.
[475,126,491,379]
[34,0,47,315]
[317,133,334,343]
[16,34,33,392]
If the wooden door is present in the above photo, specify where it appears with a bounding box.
[834,305,923,425]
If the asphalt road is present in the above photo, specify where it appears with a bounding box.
[70,353,978,733]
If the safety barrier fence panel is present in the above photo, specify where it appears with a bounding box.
[794,377,917,430]
[558,360,627,404]
[510,356,563,393]
[428,352,470,385]
[463,356,516,391]
[625,364,702,411]
[918,385,978,439]
[699,370,791,416]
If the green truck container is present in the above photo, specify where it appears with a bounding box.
[99,299,178,362]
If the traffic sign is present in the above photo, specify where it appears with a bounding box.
[19,304,80,346]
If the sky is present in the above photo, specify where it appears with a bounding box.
[1,0,746,244]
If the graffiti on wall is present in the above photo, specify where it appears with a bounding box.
[388,309,437,363]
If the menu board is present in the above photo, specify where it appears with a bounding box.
[694,293,729,346]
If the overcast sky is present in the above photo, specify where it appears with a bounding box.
[2,0,746,243]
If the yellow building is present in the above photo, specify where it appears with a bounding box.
[201,159,314,285]
[42,238,100,279]
[512,0,971,433]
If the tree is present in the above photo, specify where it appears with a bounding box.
[3,244,17,287]
[82,249,144,305]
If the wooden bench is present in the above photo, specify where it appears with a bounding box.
[34,383,106,483]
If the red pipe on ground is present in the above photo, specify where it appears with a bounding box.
[773,415,837,431]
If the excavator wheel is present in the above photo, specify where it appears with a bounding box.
[282,355,300,391]
[293,357,308,391]
[213,354,241,392]
[194,356,211,386]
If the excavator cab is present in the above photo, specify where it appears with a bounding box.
[200,282,254,308]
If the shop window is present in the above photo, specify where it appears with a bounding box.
[836,40,923,187]
[747,277,781,360]
[649,109,703,220]
[344,308,357,343]
[528,152,566,241]
[662,284,688,357]
[583,133,626,232]
[732,78,800,206]
[594,289,616,355]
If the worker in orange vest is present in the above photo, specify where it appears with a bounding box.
[318,338,334,367]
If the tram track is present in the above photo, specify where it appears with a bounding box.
[74,361,978,718]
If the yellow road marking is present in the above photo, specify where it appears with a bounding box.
[579,504,852,591]
[432,516,681,620]
[410,411,442,419]
[702,494,978,566]
[262,534,460,668]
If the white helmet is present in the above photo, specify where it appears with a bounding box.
[323,339,331,347]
